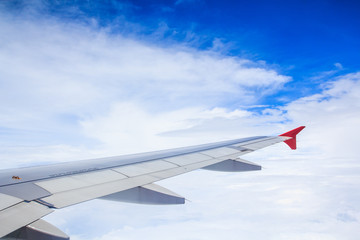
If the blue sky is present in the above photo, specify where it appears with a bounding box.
[1,1,360,239]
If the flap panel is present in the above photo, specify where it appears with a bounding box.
[0,202,53,238]
[0,193,23,211]
[35,170,127,194]
[112,160,178,177]
[0,183,51,201]
[200,147,240,158]
[164,153,212,166]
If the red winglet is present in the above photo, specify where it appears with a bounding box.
[279,126,305,150]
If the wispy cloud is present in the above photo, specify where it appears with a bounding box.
[310,62,345,81]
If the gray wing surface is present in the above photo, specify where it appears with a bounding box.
[0,132,298,240]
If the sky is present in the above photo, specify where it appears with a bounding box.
[0,0,360,239]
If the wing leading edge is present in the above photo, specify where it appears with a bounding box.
[0,126,305,240]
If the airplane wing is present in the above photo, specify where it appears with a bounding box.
[0,126,305,240]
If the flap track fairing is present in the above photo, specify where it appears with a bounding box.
[202,159,261,172]
[99,183,185,205]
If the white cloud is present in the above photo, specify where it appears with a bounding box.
[80,103,254,154]
[334,62,343,70]
[0,13,289,141]
[285,72,360,158]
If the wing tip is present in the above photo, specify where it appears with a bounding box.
[279,126,305,150]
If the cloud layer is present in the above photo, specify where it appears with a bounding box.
[1,6,360,240]
[55,73,360,240]
[0,13,289,140]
